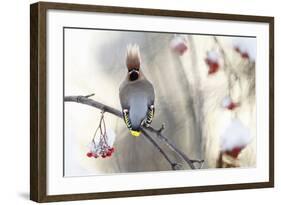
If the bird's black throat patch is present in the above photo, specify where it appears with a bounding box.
[128,70,139,81]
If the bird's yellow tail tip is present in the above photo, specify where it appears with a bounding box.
[130,130,141,137]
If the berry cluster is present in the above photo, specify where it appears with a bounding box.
[86,112,116,159]
[87,144,115,159]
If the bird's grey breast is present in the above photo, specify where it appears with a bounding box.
[128,83,149,129]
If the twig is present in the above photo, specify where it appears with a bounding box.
[213,36,243,101]
[65,95,122,118]
[65,95,180,169]
[64,94,203,169]
[144,126,204,169]
[85,93,95,98]
[141,129,181,170]
[213,36,234,70]
[157,123,165,133]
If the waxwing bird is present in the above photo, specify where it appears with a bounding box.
[119,44,155,137]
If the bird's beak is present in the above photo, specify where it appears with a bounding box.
[130,130,141,137]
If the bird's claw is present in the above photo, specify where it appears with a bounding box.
[141,120,150,128]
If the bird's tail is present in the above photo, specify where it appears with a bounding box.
[126,44,141,70]
[130,130,141,137]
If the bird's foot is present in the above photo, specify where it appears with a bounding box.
[141,120,150,128]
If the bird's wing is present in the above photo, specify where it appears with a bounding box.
[119,81,134,131]
[119,81,130,110]
[145,80,155,106]
[122,109,133,131]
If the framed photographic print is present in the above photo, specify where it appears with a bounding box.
[30,1,274,202]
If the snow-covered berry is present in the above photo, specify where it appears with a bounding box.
[220,119,251,158]
[170,35,188,55]
[87,113,117,159]
[221,96,239,110]
[232,38,256,61]
[225,146,245,158]
[205,51,220,75]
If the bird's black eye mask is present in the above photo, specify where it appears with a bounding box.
[128,68,139,81]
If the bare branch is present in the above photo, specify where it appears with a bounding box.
[143,126,204,169]
[141,129,182,170]
[157,123,165,133]
[65,95,122,118]
[64,95,204,169]
[85,93,95,98]
[213,36,233,70]
[65,95,178,168]
[213,36,242,99]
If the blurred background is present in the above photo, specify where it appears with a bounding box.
[64,28,256,176]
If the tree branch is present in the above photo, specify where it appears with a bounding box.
[64,95,204,170]
[144,126,204,169]
[65,95,122,118]
[213,36,234,70]
[213,36,242,100]
[141,129,182,170]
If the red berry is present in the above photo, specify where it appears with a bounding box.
[227,102,240,110]
[234,46,240,53]
[86,152,93,158]
[227,102,236,110]
[101,154,107,158]
[171,38,188,56]
[241,52,249,59]
[109,147,115,153]
[106,151,112,157]
[175,43,188,55]
[225,147,244,158]
[205,59,219,75]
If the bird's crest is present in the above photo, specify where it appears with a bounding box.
[126,44,141,70]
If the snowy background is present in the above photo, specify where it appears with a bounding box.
[64,28,256,177]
